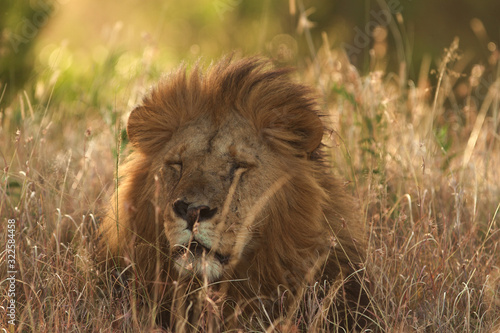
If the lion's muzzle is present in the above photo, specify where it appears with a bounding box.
[172,199,218,230]
[170,198,230,281]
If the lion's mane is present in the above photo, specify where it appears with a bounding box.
[97,56,369,330]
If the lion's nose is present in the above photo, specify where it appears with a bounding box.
[173,199,218,230]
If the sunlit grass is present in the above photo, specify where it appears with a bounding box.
[315,42,500,332]
[2,6,500,332]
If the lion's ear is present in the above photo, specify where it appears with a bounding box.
[293,111,324,154]
[262,108,324,156]
[126,105,173,154]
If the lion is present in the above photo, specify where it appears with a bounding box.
[96,56,370,331]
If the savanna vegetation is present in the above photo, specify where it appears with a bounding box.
[1,0,499,332]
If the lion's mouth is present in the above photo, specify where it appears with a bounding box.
[176,241,230,265]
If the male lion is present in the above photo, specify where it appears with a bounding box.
[97,56,369,331]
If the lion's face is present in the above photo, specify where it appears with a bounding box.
[156,114,281,282]
[123,58,325,283]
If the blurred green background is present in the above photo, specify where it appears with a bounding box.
[1,0,499,109]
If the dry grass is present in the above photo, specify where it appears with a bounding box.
[1,31,500,333]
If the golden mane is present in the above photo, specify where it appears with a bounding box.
[128,56,324,156]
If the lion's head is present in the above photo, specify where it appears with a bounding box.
[98,56,368,329]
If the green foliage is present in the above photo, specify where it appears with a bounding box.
[0,0,54,108]
[332,83,357,107]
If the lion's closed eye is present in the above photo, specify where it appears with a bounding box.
[231,161,251,172]
[163,160,182,176]
[229,161,256,181]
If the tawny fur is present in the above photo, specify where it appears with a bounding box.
[97,56,369,331]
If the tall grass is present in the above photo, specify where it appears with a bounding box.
[311,39,500,331]
[1,23,500,333]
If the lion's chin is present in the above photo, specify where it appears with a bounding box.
[172,242,229,283]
